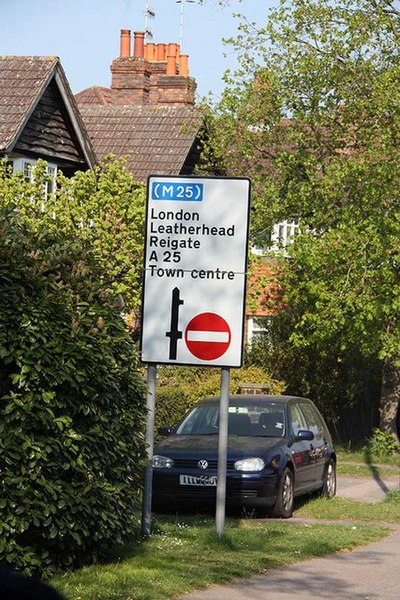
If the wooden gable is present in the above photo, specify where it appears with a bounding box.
[0,56,95,173]
[14,79,87,169]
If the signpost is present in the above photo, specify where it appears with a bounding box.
[140,175,251,536]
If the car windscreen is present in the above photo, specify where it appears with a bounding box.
[175,402,286,437]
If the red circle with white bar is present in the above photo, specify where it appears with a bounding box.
[185,312,231,360]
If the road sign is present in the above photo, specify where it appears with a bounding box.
[185,312,231,360]
[141,175,251,367]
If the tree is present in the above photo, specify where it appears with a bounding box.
[0,168,146,575]
[204,0,400,438]
[0,156,146,337]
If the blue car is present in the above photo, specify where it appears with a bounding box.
[152,394,336,517]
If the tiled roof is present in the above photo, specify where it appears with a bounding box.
[78,103,204,181]
[0,56,58,151]
[75,86,112,106]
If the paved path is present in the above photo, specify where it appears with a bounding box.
[337,472,399,503]
[176,524,400,599]
[176,473,400,600]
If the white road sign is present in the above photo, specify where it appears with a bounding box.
[140,175,251,367]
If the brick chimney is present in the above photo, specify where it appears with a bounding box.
[110,30,196,106]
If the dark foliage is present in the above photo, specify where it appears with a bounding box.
[0,208,146,576]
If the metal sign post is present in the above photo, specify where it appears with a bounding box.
[216,367,230,537]
[140,175,251,537]
[140,363,157,537]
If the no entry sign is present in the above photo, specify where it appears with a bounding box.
[141,176,251,367]
[185,312,231,360]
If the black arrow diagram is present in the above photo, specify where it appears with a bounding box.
[166,287,184,360]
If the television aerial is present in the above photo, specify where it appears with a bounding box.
[176,0,195,52]
[144,1,155,41]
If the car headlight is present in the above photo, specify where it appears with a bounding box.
[152,455,174,469]
[234,457,265,472]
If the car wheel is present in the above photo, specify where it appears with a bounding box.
[321,459,336,499]
[272,467,294,518]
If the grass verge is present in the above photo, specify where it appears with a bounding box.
[296,489,400,522]
[336,447,399,477]
[337,462,400,477]
[337,448,400,467]
[51,516,389,600]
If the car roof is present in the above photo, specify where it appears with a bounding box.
[197,394,310,405]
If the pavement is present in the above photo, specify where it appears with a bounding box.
[175,471,400,600]
[336,471,399,503]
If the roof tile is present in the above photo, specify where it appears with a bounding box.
[78,103,204,180]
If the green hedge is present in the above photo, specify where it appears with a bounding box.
[154,386,190,442]
[0,208,146,576]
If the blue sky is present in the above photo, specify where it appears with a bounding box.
[1,0,275,101]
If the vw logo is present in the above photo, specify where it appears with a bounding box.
[198,459,208,470]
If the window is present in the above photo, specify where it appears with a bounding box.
[1,159,14,176]
[46,165,57,196]
[12,158,58,198]
[290,403,308,436]
[247,316,272,344]
[252,219,300,257]
[176,404,219,435]
[299,402,324,440]
[23,159,35,182]
[270,219,300,253]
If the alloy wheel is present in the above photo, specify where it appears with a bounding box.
[282,471,294,513]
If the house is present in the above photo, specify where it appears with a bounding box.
[75,30,205,182]
[0,56,96,183]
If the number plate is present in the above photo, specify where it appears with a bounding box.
[180,474,217,486]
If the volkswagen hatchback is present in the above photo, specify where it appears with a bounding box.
[152,395,336,518]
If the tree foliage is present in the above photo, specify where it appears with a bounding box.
[204,0,400,436]
[0,166,146,575]
[0,156,146,335]
[245,312,382,443]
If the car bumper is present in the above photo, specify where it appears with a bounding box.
[152,469,279,509]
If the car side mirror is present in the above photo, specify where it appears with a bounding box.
[296,429,314,441]
[158,426,172,436]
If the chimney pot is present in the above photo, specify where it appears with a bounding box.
[167,43,180,58]
[120,29,131,58]
[156,43,166,61]
[133,31,145,58]
[180,54,189,76]
[146,43,156,61]
[166,54,176,76]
